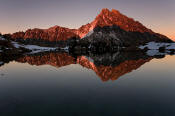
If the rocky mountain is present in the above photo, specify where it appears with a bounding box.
[10,8,172,43]
[77,8,153,38]
[11,26,78,41]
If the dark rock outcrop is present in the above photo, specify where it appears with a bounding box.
[83,25,172,48]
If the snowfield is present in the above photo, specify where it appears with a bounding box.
[139,42,175,56]
[0,36,5,41]
[139,42,175,50]
[11,42,58,54]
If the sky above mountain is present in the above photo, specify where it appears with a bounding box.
[0,0,174,40]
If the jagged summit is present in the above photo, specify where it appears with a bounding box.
[111,9,120,14]
[99,8,111,15]
[98,8,120,16]
[98,8,120,15]
[95,8,152,32]
[77,8,154,38]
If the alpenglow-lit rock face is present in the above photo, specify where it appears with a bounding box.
[11,26,78,41]
[10,8,172,43]
[77,8,154,38]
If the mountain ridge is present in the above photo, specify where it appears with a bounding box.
[77,8,154,38]
[10,8,172,42]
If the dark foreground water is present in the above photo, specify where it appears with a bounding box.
[0,52,175,116]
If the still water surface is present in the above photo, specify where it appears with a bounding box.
[0,53,175,116]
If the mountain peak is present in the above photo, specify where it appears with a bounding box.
[100,8,110,13]
[92,8,153,33]
[48,25,60,29]
[99,8,121,15]
[76,8,155,38]
[111,9,120,14]
[97,8,112,18]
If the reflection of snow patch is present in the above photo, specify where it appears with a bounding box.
[139,42,175,50]
[61,46,69,50]
[25,45,56,51]
[61,46,69,52]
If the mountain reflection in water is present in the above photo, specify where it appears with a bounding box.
[1,51,175,116]
[6,51,159,81]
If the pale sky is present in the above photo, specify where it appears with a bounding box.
[0,0,174,40]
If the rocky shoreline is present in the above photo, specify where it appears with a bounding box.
[0,34,175,56]
[1,8,173,58]
[1,33,175,68]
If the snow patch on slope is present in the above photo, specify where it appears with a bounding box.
[0,36,5,41]
[139,42,175,50]
[11,41,57,54]
[12,42,22,48]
